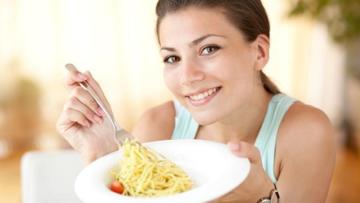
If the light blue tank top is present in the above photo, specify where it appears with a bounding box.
[171,93,296,183]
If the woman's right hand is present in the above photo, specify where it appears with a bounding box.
[56,67,118,163]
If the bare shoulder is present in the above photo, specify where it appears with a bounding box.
[131,100,175,143]
[278,102,336,153]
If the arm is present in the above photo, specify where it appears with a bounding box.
[276,103,336,202]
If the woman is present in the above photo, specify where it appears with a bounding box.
[56,0,336,202]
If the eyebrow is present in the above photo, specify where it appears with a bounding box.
[160,34,226,52]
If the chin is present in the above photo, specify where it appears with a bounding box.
[191,111,220,126]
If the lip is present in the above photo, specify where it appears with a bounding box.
[185,86,222,107]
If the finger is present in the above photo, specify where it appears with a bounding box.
[71,86,104,117]
[83,71,112,112]
[65,107,92,128]
[64,64,89,88]
[228,142,262,164]
[66,96,103,124]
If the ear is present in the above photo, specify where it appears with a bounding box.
[253,34,270,71]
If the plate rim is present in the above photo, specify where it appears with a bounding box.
[74,139,250,203]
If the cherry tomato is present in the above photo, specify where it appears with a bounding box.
[110,180,124,194]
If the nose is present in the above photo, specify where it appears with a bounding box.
[180,59,205,86]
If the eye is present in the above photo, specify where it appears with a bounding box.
[163,55,181,64]
[200,45,220,56]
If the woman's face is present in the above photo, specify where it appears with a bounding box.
[159,7,265,125]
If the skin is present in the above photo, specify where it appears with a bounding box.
[56,7,336,203]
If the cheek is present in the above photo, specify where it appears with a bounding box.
[224,53,256,80]
[217,59,257,95]
[163,68,180,94]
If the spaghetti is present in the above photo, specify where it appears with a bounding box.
[111,139,192,197]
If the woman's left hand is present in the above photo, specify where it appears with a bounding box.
[213,142,275,203]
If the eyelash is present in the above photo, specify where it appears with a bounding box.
[163,55,180,64]
[163,45,221,64]
[200,45,221,55]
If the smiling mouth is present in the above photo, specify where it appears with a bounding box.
[185,86,222,106]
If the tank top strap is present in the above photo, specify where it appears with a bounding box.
[255,93,297,183]
[171,100,199,139]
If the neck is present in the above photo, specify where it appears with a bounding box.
[200,88,273,144]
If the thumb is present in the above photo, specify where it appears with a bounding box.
[228,142,262,164]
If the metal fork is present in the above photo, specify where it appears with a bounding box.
[65,64,134,146]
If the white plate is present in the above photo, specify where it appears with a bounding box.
[75,139,250,203]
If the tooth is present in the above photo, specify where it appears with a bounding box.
[190,87,220,101]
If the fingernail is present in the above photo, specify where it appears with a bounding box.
[97,107,104,116]
[228,143,240,151]
[77,73,87,80]
[93,115,102,124]
[84,70,92,77]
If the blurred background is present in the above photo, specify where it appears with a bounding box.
[0,0,359,202]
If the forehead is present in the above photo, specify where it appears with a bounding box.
[158,7,243,46]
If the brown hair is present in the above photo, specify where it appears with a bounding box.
[155,0,280,94]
